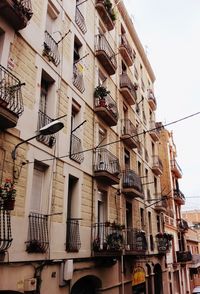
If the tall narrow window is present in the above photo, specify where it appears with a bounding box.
[73,37,85,92]
[124,149,130,170]
[97,190,107,223]
[140,208,145,230]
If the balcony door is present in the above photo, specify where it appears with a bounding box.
[97,190,107,224]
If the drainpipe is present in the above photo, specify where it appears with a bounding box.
[121,253,125,294]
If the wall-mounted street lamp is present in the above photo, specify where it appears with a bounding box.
[11,120,64,160]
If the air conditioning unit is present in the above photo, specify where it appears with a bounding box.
[59,260,73,287]
[24,278,37,291]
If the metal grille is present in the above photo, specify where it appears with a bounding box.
[75,6,87,34]
[120,35,135,61]
[94,148,120,175]
[94,93,118,120]
[123,228,147,253]
[122,169,143,193]
[70,134,84,163]
[0,64,24,116]
[121,119,138,139]
[95,34,117,69]
[120,73,137,98]
[73,64,85,93]
[43,31,60,66]
[66,219,81,252]
[26,212,49,253]
[36,110,56,148]
[0,208,12,252]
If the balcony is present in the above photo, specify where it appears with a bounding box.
[177,219,189,232]
[156,233,172,253]
[94,148,120,185]
[148,89,157,111]
[119,35,135,66]
[152,155,163,176]
[0,208,12,258]
[121,119,139,149]
[0,64,24,129]
[92,222,123,256]
[94,87,118,126]
[69,134,84,164]
[149,121,160,142]
[95,0,115,31]
[66,218,81,252]
[176,251,192,263]
[75,6,87,34]
[73,63,85,93]
[124,229,147,255]
[174,189,185,205]
[43,31,60,66]
[36,110,56,148]
[26,212,49,253]
[122,170,144,199]
[0,0,33,31]
[171,159,182,178]
[119,73,137,105]
[154,199,167,213]
[95,34,117,75]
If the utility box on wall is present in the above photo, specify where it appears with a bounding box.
[59,259,73,287]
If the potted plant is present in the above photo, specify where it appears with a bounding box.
[0,179,16,210]
[94,85,110,107]
[106,232,123,251]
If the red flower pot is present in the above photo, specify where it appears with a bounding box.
[3,199,15,210]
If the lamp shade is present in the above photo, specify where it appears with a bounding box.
[39,120,64,135]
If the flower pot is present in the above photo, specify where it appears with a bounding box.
[99,99,106,107]
[3,199,15,210]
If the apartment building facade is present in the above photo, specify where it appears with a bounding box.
[0,1,171,293]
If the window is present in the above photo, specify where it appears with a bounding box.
[98,126,107,146]
[157,215,160,232]
[74,36,82,64]
[124,149,130,169]
[121,60,127,73]
[30,161,48,212]
[73,36,85,92]
[140,208,145,230]
[138,161,142,177]
[98,69,107,86]
[154,176,158,198]
[0,28,5,62]
[126,201,132,228]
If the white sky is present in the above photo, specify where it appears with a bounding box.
[123,0,200,210]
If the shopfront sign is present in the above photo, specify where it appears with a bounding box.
[132,266,146,286]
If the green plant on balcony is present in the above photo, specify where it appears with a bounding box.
[103,0,117,21]
[0,179,16,210]
[106,232,123,251]
[94,85,110,107]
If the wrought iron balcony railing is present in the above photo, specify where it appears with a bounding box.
[73,63,85,93]
[174,189,185,205]
[122,170,143,196]
[70,134,84,164]
[119,73,137,105]
[26,212,49,253]
[43,30,60,66]
[0,64,24,129]
[147,89,157,111]
[66,218,81,252]
[0,208,12,254]
[152,155,163,176]
[95,0,115,31]
[94,91,118,126]
[177,219,189,232]
[0,0,33,30]
[176,251,192,263]
[92,222,123,254]
[149,121,160,141]
[119,35,135,66]
[124,228,147,254]
[121,119,139,148]
[94,148,120,175]
[36,110,56,148]
[156,233,172,253]
[95,34,117,75]
[75,6,87,34]
[171,159,182,178]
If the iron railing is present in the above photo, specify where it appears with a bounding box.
[36,110,56,148]
[120,35,135,62]
[177,219,189,232]
[75,6,87,34]
[0,64,24,116]
[152,155,163,172]
[120,73,137,97]
[70,134,84,163]
[95,34,117,69]
[94,93,118,120]
[148,89,157,106]
[174,189,185,202]
[93,222,123,252]
[26,212,49,253]
[124,228,147,253]
[43,30,60,66]
[122,169,143,194]
[121,119,138,140]
[156,235,171,253]
[73,63,85,93]
[94,148,120,176]
[149,121,160,138]
[0,208,12,253]
[176,251,192,262]
[171,159,182,176]
[66,218,81,252]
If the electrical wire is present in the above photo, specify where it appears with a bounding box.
[23,110,200,165]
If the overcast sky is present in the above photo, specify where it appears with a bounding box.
[123,0,200,210]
